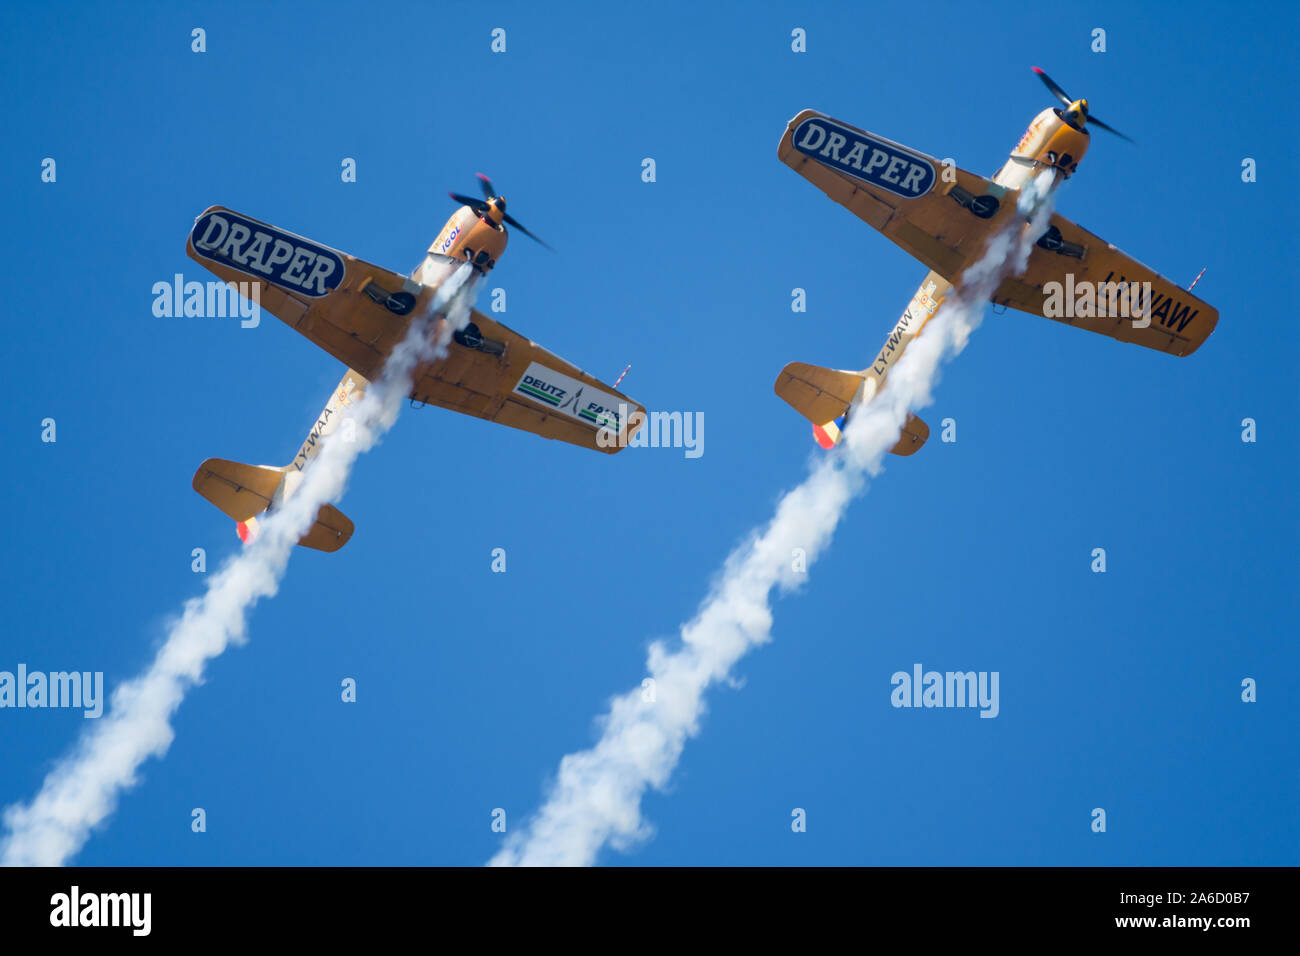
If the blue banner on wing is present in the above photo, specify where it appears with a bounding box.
[189,210,345,298]
[792,116,936,199]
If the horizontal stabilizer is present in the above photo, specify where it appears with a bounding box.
[774,362,865,426]
[193,458,282,522]
[298,504,353,552]
[891,414,929,456]
[193,458,354,552]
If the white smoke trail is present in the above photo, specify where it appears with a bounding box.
[2,264,479,867]
[491,176,1058,866]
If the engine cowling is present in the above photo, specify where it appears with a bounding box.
[1009,107,1090,177]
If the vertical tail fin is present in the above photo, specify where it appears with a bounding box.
[236,515,259,544]
[812,414,848,449]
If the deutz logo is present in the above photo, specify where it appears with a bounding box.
[514,362,624,430]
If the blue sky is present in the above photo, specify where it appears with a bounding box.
[1,0,1295,865]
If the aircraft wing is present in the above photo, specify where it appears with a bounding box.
[186,205,644,453]
[778,111,1217,356]
[778,109,1015,283]
[185,205,432,380]
[409,308,646,454]
[990,213,1218,355]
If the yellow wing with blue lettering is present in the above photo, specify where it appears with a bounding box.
[778,109,1015,282]
[186,205,430,381]
[186,206,645,453]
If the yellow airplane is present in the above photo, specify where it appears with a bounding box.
[188,174,645,552]
[774,67,1219,454]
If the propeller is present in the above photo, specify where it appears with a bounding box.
[447,173,552,249]
[1032,67,1134,143]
